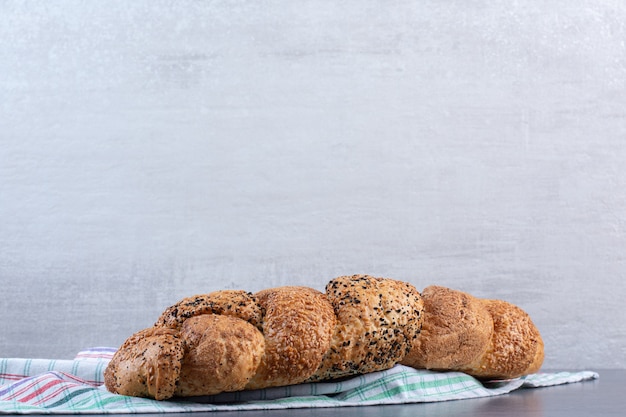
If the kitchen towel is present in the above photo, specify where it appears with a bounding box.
[0,348,598,414]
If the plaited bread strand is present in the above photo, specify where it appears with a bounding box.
[104,275,424,400]
[400,285,545,380]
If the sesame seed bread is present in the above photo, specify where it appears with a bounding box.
[105,276,422,400]
[155,290,264,330]
[309,275,424,381]
[105,277,544,400]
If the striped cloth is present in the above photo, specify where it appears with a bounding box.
[0,348,598,414]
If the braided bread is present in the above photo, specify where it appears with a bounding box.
[104,275,423,400]
[105,279,544,400]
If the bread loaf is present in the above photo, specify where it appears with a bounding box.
[105,278,544,400]
[104,275,424,400]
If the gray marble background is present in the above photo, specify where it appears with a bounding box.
[1,0,625,370]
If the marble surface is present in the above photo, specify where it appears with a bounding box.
[1,0,625,370]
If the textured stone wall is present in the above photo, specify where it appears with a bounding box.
[1,0,625,369]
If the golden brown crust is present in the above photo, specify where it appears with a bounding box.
[309,275,424,381]
[104,327,184,400]
[458,299,545,379]
[400,286,493,370]
[400,287,545,380]
[527,336,545,375]
[245,286,336,389]
[106,278,545,400]
[175,314,265,396]
[155,290,263,330]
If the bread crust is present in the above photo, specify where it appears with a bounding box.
[175,314,265,396]
[155,290,263,330]
[309,275,424,381]
[458,299,545,380]
[400,285,493,370]
[103,327,184,400]
[105,278,544,400]
[400,286,545,380]
[245,286,336,389]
